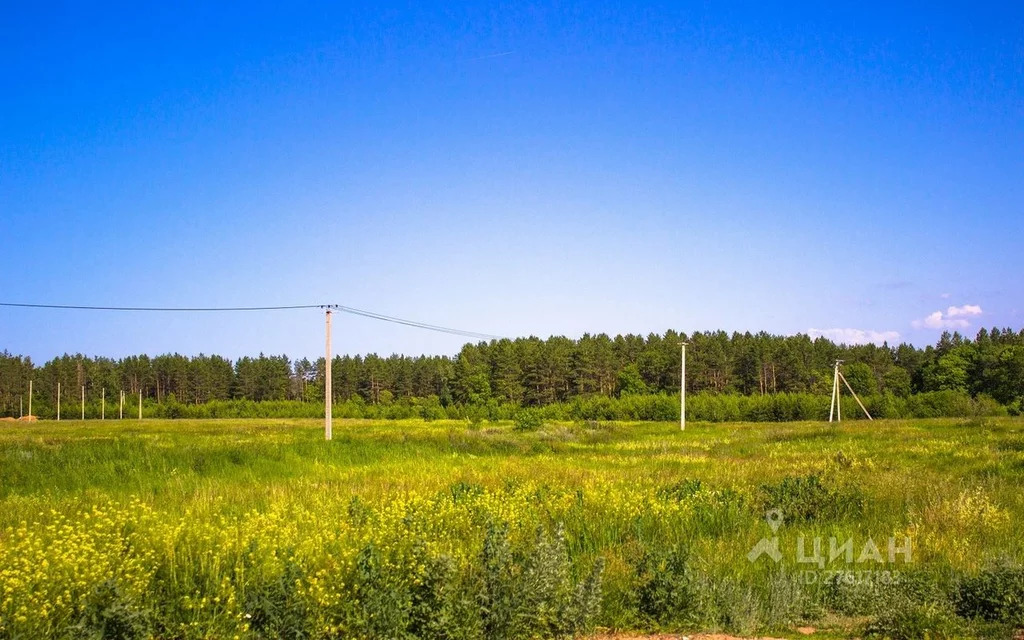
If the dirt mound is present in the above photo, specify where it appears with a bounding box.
[17,415,38,422]
[0,417,15,422]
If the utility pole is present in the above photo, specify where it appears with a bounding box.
[829,360,842,423]
[325,307,333,441]
[829,359,873,422]
[680,341,688,431]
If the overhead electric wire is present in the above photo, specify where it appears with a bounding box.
[332,305,504,340]
[0,301,505,341]
[0,302,322,312]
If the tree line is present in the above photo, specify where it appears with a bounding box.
[1,327,1023,418]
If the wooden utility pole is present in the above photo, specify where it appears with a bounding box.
[325,307,333,441]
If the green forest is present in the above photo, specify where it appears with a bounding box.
[2,328,1023,420]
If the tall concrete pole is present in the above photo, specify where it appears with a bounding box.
[28,380,32,417]
[829,364,837,423]
[680,342,688,431]
[325,308,333,441]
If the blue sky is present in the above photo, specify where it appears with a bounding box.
[2,2,1022,361]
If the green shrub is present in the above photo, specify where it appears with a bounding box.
[351,545,412,639]
[954,564,1024,624]
[480,523,604,639]
[759,474,863,522]
[657,478,703,502]
[70,579,151,640]
[972,394,1008,418]
[634,544,694,627]
[865,600,963,640]
[408,552,480,640]
[513,409,544,431]
[243,560,312,640]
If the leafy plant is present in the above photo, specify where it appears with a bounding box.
[954,563,1024,624]
[70,579,151,640]
[759,473,863,522]
[634,544,694,627]
[244,560,312,640]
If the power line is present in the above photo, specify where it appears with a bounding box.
[0,301,505,341]
[0,302,321,312]
[334,305,504,340]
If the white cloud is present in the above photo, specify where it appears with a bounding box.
[807,328,901,345]
[911,304,982,330]
[946,304,982,318]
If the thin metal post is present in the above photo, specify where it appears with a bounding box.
[138,390,142,420]
[28,380,32,417]
[57,382,61,421]
[102,388,105,420]
[119,390,124,420]
[325,308,333,441]
[81,386,85,420]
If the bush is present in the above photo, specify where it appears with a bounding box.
[71,579,152,640]
[481,523,604,639]
[865,600,963,640]
[408,552,480,640]
[906,390,975,418]
[954,564,1024,624]
[972,394,1008,418]
[351,545,412,638]
[634,544,694,627]
[513,409,544,432]
[130,389,1011,422]
[243,560,312,640]
[759,474,863,522]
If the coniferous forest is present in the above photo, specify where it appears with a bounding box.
[3,328,1022,420]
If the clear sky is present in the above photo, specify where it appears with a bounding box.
[2,2,1022,362]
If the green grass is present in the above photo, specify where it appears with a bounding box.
[2,417,1023,639]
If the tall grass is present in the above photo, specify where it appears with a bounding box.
[1,417,1023,638]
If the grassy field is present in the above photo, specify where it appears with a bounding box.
[2,417,1023,639]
